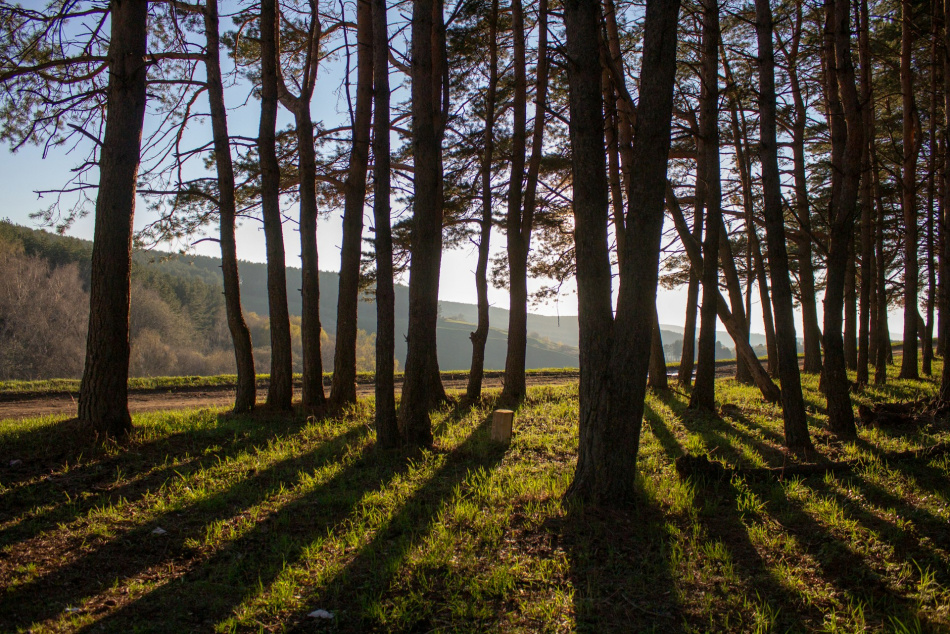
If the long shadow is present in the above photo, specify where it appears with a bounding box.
[0,420,369,630]
[643,401,685,463]
[276,413,508,632]
[561,495,683,632]
[761,478,926,630]
[853,437,950,502]
[0,410,316,552]
[690,477,826,631]
[654,391,789,468]
[81,434,420,633]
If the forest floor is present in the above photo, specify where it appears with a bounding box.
[0,361,947,632]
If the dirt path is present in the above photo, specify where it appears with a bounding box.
[0,374,581,421]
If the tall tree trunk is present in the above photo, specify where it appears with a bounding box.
[373,0,398,447]
[204,0,255,413]
[331,0,374,407]
[899,0,920,379]
[297,104,326,410]
[678,143,705,387]
[648,308,668,389]
[258,0,293,411]
[856,0,872,386]
[755,0,812,451]
[564,0,682,505]
[922,3,938,376]
[502,0,548,402]
[667,185,782,402]
[787,5,823,373]
[398,0,443,446]
[689,0,722,412]
[845,245,859,373]
[873,138,889,384]
[821,0,862,438]
[466,0,499,402]
[78,0,148,437]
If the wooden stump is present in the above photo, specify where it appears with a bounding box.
[491,409,514,443]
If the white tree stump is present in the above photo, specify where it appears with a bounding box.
[491,409,514,443]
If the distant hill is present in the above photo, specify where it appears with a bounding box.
[0,221,777,371]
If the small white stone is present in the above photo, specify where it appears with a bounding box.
[307,609,334,619]
[151,527,168,535]
[9,459,22,466]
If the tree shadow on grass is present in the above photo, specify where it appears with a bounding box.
[558,494,683,633]
[274,413,508,632]
[686,476,826,631]
[760,477,927,630]
[653,391,789,468]
[0,410,317,552]
[0,419,370,631]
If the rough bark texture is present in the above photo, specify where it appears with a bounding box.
[77,0,149,437]
[755,0,812,451]
[398,0,443,446]
[466,0,499,402]
[205,0,255,413]
[331,0,374,407]
[258,0,293,411]
[564,0,681,505]
[856,0,873,386]
[821,0,862,438]
[372,0,398,448]
[689,0,722,413]
[899,0,920,380]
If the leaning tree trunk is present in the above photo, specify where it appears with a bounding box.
[398,0,443,446]
[899,0,920,380]
[372,0,398,448]
[330,0,374,408]
[466,0,499,402]
[205,0,255,413]
[78,0,149,438]
[755,0,812,451]
[689,0,722,413]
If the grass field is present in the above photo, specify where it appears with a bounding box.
[0,362,948,632]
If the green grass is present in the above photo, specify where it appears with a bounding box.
[0,360,948,632]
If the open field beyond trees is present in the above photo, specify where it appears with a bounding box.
[1,362,948,633]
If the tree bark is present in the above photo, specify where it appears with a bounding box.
[564,0,682,505]
[372,0,398,448]
[648,307,668,390]
[258,0,294,411]
[78,0,149,437]
[466,0,499,402]
[667,186,782,403]
[754,0,812,451]
[856,0,872,386]
[899,0,920,380]
[821,0,863,438]
[204,0,255,413]
[678,141,705,387]
[502,0,548,402]
[331,0,374,407]
[844,236,858,370]
[689,0,722,413]
[398,0,444,446]
[786,5,823,374]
